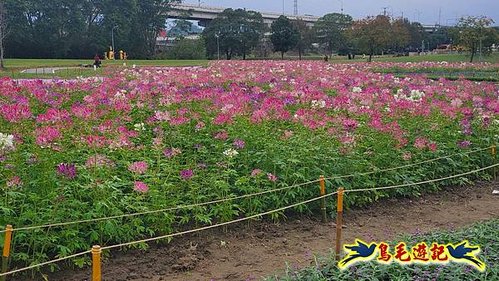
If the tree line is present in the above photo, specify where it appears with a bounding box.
[1,0,180,59]
[0,1,497,62]
[201,9,498,62]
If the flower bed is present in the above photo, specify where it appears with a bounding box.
[0,61,497,268]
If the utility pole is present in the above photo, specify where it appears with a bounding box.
[382,7,388,16]
[111,25,118,53]
[294,0,298,16]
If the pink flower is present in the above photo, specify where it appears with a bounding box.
[86,154,114,169]
[402,151,412,161]
[233,139,245,149]
[251,169,262,177]
[267,173,278,182]
[163,148,182,158]
[413,137,427,150]
[134,181,149,193]
[457,140,472,148]
[214,130,229,140]
[180,169,194,180]
[281,130,294,140]
[6,176,22,188]
[428,142,437,152]
[35,126,61,146]
[56,163,77,179]
[128,161,148,174]
[342,119,358,132]
[0,104,32,123]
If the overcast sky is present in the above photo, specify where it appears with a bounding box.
[183,0,498,26]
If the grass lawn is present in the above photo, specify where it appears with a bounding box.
[0,53,497,79]
[327,53,499,63]
[266,219,499,281]
[1,58,209,69]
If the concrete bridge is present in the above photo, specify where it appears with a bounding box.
[168,3,320,27]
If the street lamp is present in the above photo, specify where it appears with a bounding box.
[215,32,220,60]
[111,25,118,52]
[337,0,343,14]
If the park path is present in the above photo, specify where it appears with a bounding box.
[20,67,79,74]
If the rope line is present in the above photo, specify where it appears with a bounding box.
[323,146,493,181]
[344,163,498,193]
[0,250,91,277]
[0,145,492,234]
[0,162,495,277]
[1,179,321,233]
[100,192,338,251]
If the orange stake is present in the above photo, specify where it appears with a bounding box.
[319,176,327,222]
[92,245,102,281]
[335,188,344,261]
[1,225,13,281]
[492,145,497,180]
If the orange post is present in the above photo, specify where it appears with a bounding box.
[335,188,344,261]
[1,225,13,281]
[92,245,102,281]
[319,176,327,223]
[492,145,497,181]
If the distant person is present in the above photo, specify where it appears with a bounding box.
[324,55,329,62]
[93,54,102,68]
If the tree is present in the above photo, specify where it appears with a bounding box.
[453,16,495,62]
[314,13,352,55]
[202,8,264,60]
[0,1,8,68]
[129,0,181,58]
[348,15,391,62]
[3,0,180,59]
[293,19,315,60]
[270,15,299,59]
[390,18,411,53]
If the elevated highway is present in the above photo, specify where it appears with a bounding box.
[168,3,320,26]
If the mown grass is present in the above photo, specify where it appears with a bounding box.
[0,59,209,69]
[0,53,497,79]
[266,219,499,281]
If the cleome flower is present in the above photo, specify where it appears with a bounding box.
[223,148,239,158]
[0,133,14,150]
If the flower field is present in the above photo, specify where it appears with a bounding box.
[0,61,497,268]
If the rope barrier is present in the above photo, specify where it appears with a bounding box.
[0,250,91,278]
[0,160,495,277]
[100,191,338,251]
[0,179,321,234]
[0,145,492,234]
[344,163,498,193]
[323,146,492,181]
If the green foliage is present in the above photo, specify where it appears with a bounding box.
[164,38,206,60]
[314,13,352,55]
[348,15,392,62]
[266,219,499,280]
[3,0,180,59]
[202,8,265,60]
[270,16,299,59]
[451,16,497,62]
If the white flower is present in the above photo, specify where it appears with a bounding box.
[134,123,146,131]
[352,86,362,93]
[223,148,239,158]
[311,100,326,109]
[0,133,14,150]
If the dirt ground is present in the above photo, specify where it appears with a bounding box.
[29,181,499,281]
